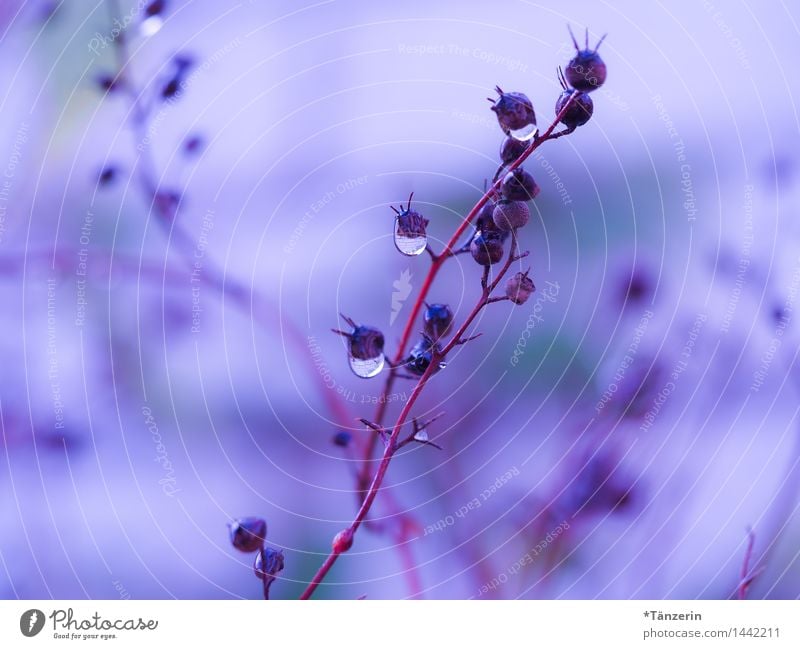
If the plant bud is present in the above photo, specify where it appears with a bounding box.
[332,529,354,554]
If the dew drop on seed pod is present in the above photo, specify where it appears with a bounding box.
[394,218,427,256]
[349,353,385,378]
[509,123,538,142]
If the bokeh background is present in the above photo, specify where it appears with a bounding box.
[1,0,799,599]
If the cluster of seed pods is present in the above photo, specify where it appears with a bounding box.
[335,27,607,379]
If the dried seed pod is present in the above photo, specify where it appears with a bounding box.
[492,200,530,231]
[392,193,429,256]
[499,136,528,164]
[423,303,453,342]
[489,86,537,140]
[332,315,385,378]
[97,166,118,187]
[229,517,267,553]
[501,168,540,202]
[470,231,505,266]
[505,270,536,304]
[555,69,594,129]
[565,27,607,92]
[332,430,352,447]
[254,547,285,581]
[405,335,444,376]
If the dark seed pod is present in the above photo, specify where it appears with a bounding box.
[97,166,118,187]
[489,86,536,134]
[332,430,352,447]
[493,200,530,231]
[555,68,594,129]
[229,517,267,553]
[475,200,509,242]
[499,136,528,164]
[423,303,453,342]
[332,316,384,361]
[96,74,120,92]
[254,547,285,600]
[392,193,429,255]
[144,0,166,17]
[565,27,607,92]
[470,231,505,266]
[501,168,540,202]
[505,271,536,305]
[405,335,443,377]
[555,88,593,128]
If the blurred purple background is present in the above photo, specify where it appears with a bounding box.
[1,0,799,599]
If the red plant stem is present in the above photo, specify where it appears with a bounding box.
[738,529,756,600]
[301,232,524,599]
[357,98,577,493]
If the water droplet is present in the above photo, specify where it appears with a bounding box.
[349,353,385,378]
[140,15,164,37]
[438,361,447,370]
[414,429,429,443]
[509,123,538,142]
[394,218,427,256]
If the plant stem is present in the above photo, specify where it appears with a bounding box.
[302,229,525,599]
[357,97,578,496]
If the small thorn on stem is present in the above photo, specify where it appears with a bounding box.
[455,332,483,346]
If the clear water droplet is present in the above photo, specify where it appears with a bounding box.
[140,15,164,37]
[394,218,427,256]
[414,429,429,443]
[349,353,385,378]
[438,361,447,370]
[509,123,538,142]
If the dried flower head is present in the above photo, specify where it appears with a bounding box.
[423,303,454,343]
[499,135,528,165]
[493,200,530,231]
[501,168,540,202]
[332,430,352,447]
[505,270,536,304]
[405,334,444,376]
[392,193,429,256]
[470,231,505,266]
[565,26,607,92]
[229,517,267,553]
[489,86,537,136]
[556,68,594,128]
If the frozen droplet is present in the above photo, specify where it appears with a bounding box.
[414,429,429,443]
[394,217,427,256]
[509,123,538,142]
[140,15,164,37]
[349,353,385,378]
